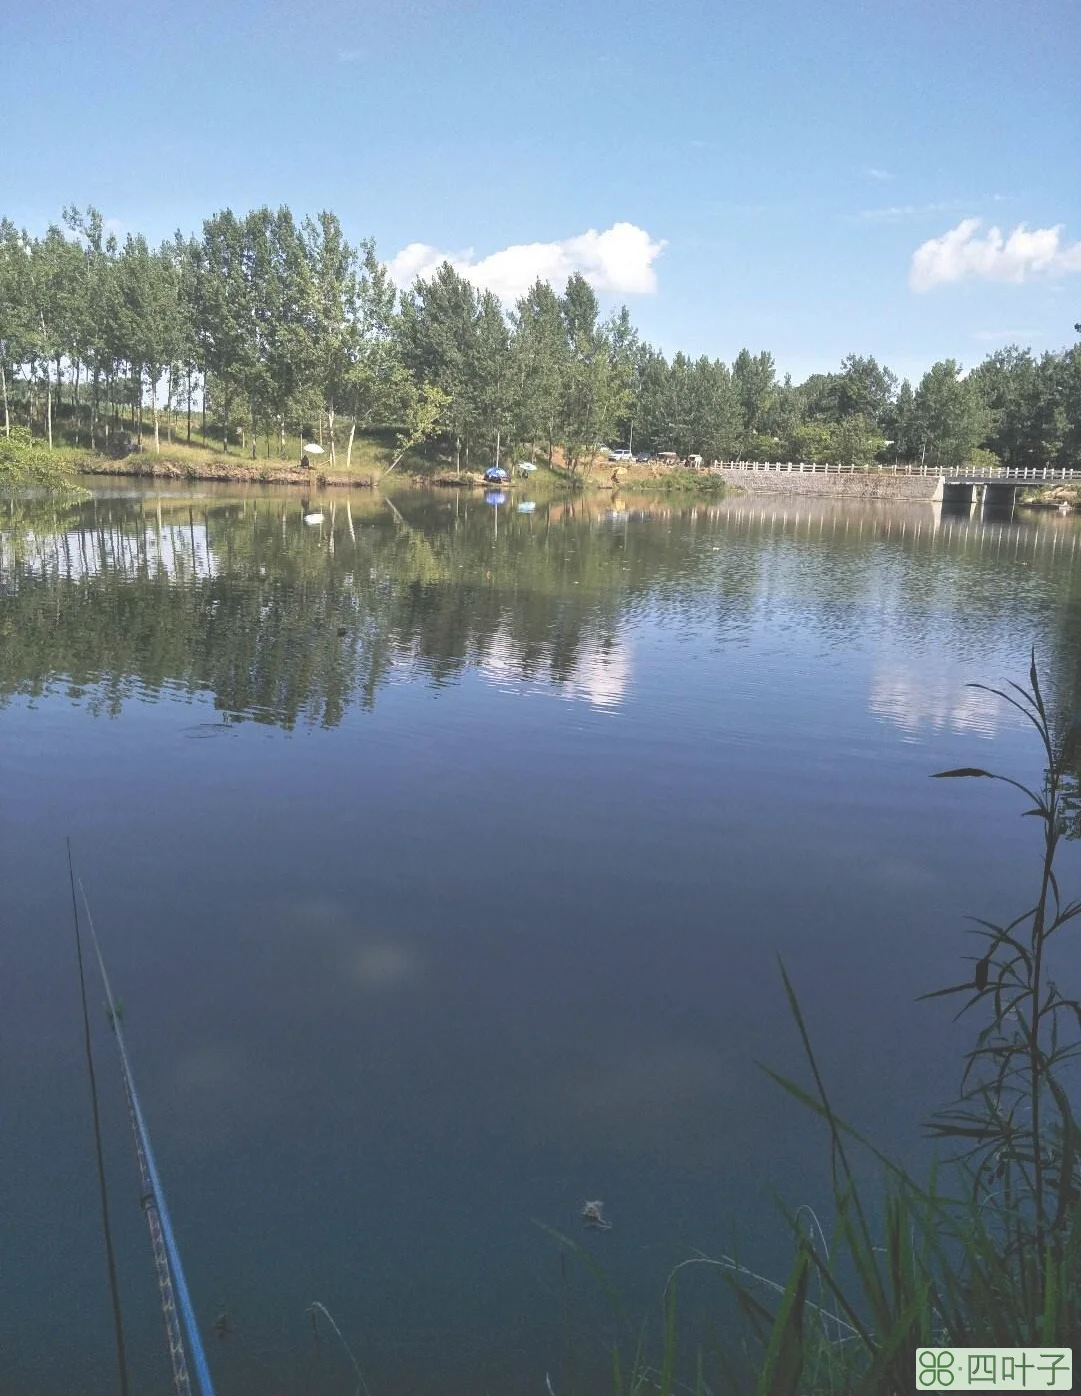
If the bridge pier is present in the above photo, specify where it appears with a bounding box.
[932,478,1016,515]
[938,480,975,507]
[983,481,1017,512]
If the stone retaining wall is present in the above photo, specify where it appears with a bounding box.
[715,468,939,501]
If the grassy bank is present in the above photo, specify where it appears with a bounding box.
[19,406,732,500]
[608,464,727,496]
[72,447,571,492]
[75,445,381,488]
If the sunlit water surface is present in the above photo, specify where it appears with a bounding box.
[3,485,1081,1394]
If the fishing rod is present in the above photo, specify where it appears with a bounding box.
[77,878,217,1396]
[66,840,130,1396]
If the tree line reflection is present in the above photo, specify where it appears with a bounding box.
[2,490,1081,732]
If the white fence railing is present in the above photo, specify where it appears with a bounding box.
[712,461,1081,481]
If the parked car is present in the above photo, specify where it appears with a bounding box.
[608,449,633,461]
[635,453,651,463]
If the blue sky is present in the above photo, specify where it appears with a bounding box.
[2,0,1078,383]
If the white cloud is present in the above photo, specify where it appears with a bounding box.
[909,217,1081,292]
[858,200,961,223]
[387,222,666,301]
[971,327,1038,343]
[861,204,919,222]
[866,167,892,180]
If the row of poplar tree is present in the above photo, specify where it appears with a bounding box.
[1,204,1080,471]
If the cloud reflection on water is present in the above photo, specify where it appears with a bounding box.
[481,628,633,710]
[869,663,1003,739]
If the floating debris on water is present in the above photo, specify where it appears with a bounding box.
[214,1305,237,1340]
[581,1199,611,1230]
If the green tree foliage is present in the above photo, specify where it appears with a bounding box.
[913,359,991,468]
[398,262,483,472]
[2,203,1081,474]
[803,353,897,430]
[0,220,33,438]
[732,349,777,448]
[341,240,407,469]
[0,425,79,490]
[972,345,1081,470]
[559,273,610,470]
[790,414,886,467]
[509,280,568,466]
[473,290,513,458]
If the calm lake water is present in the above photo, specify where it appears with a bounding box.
[3,484,1081,1395]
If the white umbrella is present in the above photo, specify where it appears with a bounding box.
[302,443,325,455]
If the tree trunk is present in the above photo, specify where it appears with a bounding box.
[1,361,8,439]
[328,405,336,466]
[73,361,82,446]
[455,434,461,476]
[46,373,53,449]
[279,416,286,459]
[186,369,192,443]
[346,418,356,471]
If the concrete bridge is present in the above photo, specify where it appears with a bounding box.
[712,461,1081,507]
[926,467,1081,508]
